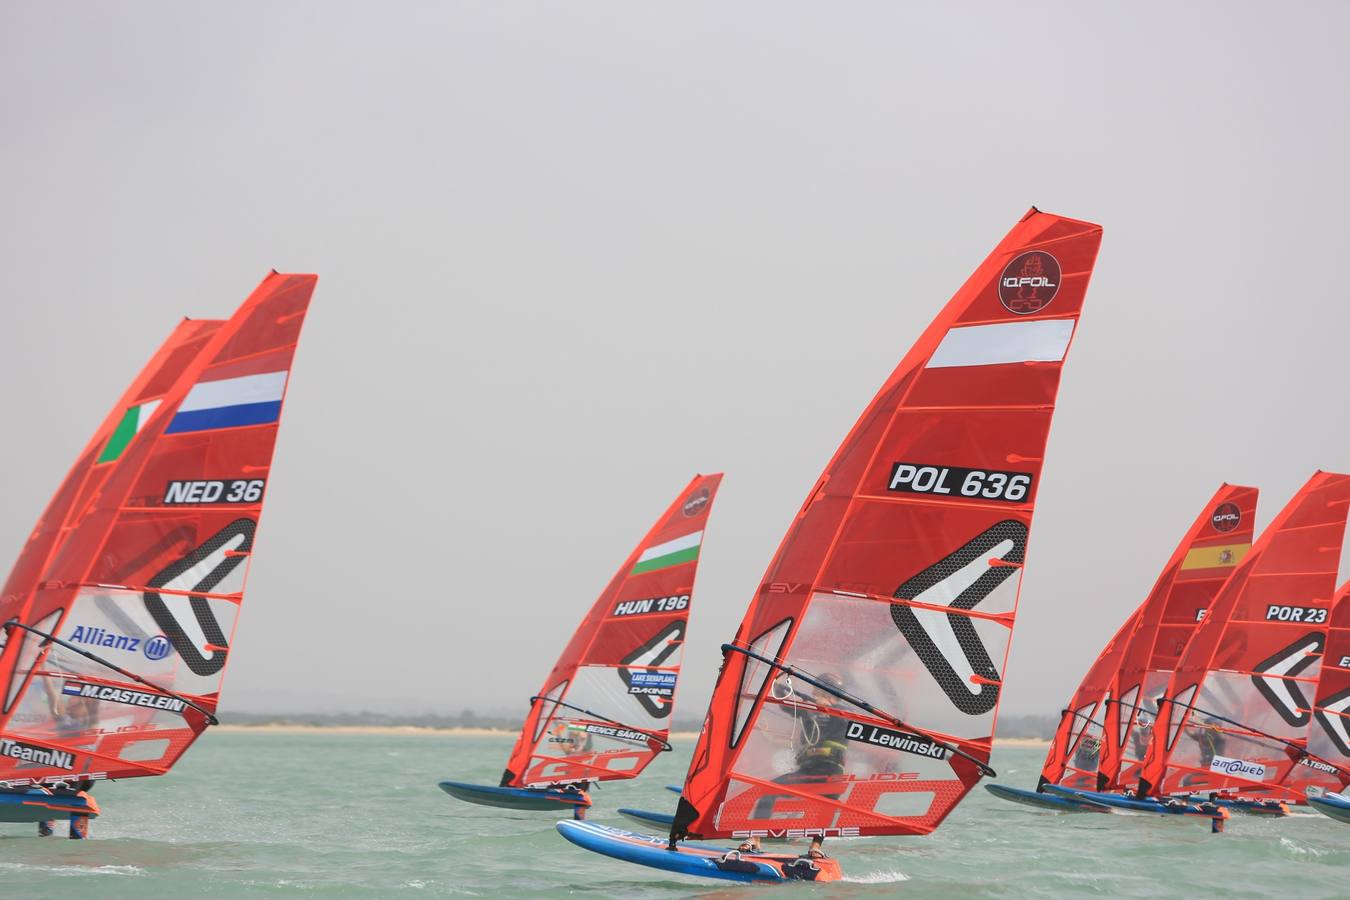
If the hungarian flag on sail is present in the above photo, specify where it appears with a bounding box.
[631,531,704,575]
[671,209,1103,842]
[503,474,722,789]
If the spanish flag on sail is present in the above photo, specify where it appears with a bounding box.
[1177,542,1251,579]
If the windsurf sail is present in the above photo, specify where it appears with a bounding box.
[671,208,1102,842]
[1305,580,1350,794]
[0,272,315,787]
[1100,484,1258,789]
[502,474,723,789]
[1138,472,1350,802]
[1037,611,1141,792]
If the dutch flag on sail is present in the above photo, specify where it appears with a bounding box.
[166,370,289,434]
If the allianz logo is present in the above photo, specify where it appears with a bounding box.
[69,625,173,661]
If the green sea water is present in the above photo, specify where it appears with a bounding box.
[0,732,1346,898]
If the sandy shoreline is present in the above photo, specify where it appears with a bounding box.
[213,724,1050,747]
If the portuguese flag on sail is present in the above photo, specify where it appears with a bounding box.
[97,400,161,463]
[631,530,704,575]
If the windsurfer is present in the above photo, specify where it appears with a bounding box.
[1189,719,1226,768]
[739,672,849,860]
[37,678,98,838]
[558,724,593,755]
[550,722,595,819]
[1130,709,1154,760]
[1072,733,1101,771]
[42,675,99,736]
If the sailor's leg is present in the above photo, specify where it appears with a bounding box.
[37,820,54,837]
[68,814,90,840]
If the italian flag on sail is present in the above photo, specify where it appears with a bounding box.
[631,530,703,575]
[97,400,161,463]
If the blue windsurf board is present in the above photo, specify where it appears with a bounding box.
[438,780,588,812]
[556,820,841,882]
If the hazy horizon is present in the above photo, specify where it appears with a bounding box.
[5,3,1350,723]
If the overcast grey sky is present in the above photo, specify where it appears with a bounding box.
[3,2,1349,719]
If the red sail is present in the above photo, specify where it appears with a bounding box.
[1138,472,1350,802]
[0,273,314,786]
[1306,581,1350,791]
[1037,611,1141,791]
[503,474,723,788]
[1101,485,1258,789]
[1,319,224,618]
[673,209,1102,842]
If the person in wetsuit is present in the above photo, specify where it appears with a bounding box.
[1129,710,1154,761]
[38,678,99,838]
[739,672,849,861]
[1072,734,1101,771]
[1190,719,1226,768]
[547,721,594,819]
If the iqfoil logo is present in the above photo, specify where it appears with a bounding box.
[1209,754,1266,780]
[1211,502,1241,532]
[997,251,1060,314]
[682,487,711,517]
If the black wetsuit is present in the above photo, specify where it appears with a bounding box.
[1072,736,1101,771]
[750,703,848,819]
[1193,727,1225,768]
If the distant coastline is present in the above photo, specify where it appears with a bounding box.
[217,710,1060,741]
[213,723,1052,747]
[213,724,704,738]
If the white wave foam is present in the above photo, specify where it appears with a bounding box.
[843,869,911,884]
[1279,837,1325,858]
[0,863,144,878]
